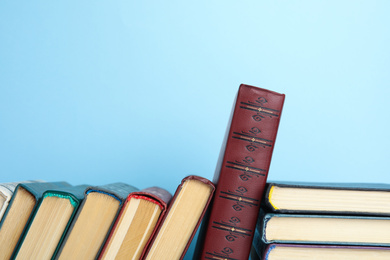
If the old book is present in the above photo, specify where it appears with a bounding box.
[143,175,215,260]
[99,187,172,260]
[254,244,390,260]
[260,213,390,246]
[13,184,88,260]
[0,181,71,260]
[55,182,138,259]
[264,181,390,215]
[195,84,285,260]
[0,180,43,221]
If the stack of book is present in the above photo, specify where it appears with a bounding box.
[251,181,390,260]
[0,176,215,260]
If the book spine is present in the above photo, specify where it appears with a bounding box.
[197,84,285,260]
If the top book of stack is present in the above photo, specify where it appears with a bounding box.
[263,181,390,216]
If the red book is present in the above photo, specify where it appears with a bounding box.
[195,84,285,260]
[98,187,172,260]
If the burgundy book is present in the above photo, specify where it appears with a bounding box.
[98,187,172,260]
[195,84,285,260]
[143,175,215,260]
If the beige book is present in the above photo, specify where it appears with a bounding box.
[56,183,138,259]
[259,244,390,260]
[144,176,215,260]
[100,197,162,260]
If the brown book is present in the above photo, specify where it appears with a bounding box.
[98,187,172,260]
[195,84,285,260]
[143,175,215,260]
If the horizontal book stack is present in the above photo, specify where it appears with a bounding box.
[251,181,390,260]
[0,175,215,260]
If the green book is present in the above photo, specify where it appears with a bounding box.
[13,184,89,260]
[0,181,71,260]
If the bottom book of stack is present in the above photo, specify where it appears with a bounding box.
[251,181,390,259]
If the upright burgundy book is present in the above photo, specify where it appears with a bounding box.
[195,84,285,260]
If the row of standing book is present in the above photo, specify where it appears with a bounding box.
[1,84,388,259]
[0,176,215,260]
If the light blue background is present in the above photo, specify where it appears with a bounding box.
[1,1,389,259]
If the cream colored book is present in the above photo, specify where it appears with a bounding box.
[99,187,172,260]
[256,244,390,260]
[143,176,215,260]
[13,185,88,260]
[0,181,70,260]
[55,183,138,259]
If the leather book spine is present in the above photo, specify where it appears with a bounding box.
[197,84,285,260]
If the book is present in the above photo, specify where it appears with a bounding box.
[0,181,71,260]
[195,84,285,260]
[143,175,215,260]
[55,182,138,259]
[0,180,44,221]
[260,213,390,246]
[99,186,172,260]
[264,181,390,215]
[13,184,89,260]
[253,244,390,260]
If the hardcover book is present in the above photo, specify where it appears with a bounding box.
[195,84,285,260]
[143,175,215,260]
[55,182,138,259]
[264,181,390,215]
[0,180,43,221]
[260,213,390,246]
[0,181,71,260]
[13,184,89,260]
[99,186,172,260]
[254,244,390,260]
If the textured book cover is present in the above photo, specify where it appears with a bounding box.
[195,84,285,260]
[264,181,390,215]
[13,184,89,259]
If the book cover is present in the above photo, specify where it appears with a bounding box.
[195,84,285,260]
[261,213,390,246]
[13,184,89,259]
[0,181,71,260]
[54,182,138,259]
[264,181,390,215]
[143,175,215,260]
[99,186,172,260]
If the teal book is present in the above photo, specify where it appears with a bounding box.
[260,213,390,246]
[13,184,89,260]
[264,181,390,215]
[55,182,138,259]
[0,181,71,260]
